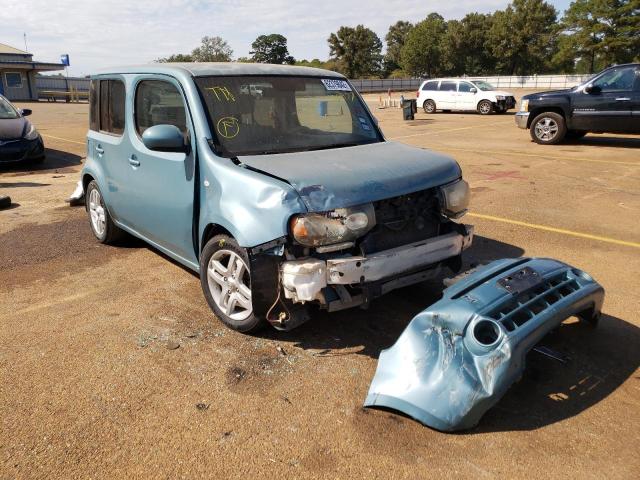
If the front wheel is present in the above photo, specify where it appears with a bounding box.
[423,99,436,114]
[199,235,263,333]
[477,100,493,115]
[530,112,567,145]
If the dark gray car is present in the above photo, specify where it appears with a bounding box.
[0,95,44,163]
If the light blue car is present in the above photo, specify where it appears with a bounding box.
[82,63,473,332]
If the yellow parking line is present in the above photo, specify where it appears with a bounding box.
[438,146,639,166]
[468,212,640,249]
[41,134,85,146]
[389,122,504,140]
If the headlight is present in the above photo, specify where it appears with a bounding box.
[440,179,470,219]
[520,99,529,112]
[23,123,39,140]
[290,203,376,247]
[495,95,505,100]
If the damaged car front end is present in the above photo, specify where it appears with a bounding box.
[364,257,604,431]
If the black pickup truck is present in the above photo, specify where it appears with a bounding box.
[516,64,640,144]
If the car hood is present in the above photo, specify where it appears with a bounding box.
[492,90,514,97]
[0,117,26,140]
[237,141,461,211]
[522,88,574,100]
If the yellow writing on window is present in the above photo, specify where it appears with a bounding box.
[207,86,236,102]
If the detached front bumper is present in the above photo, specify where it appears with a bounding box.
[281,225,474,307]
[515,112,530,129]
[364,257,604,432]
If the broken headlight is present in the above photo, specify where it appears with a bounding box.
[23,123,39,141]
[439,179,470,219]
[290,203,376,247]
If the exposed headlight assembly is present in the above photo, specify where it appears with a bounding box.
[23,123,39,141]
[290,203,376,247]
[520,99,529,112]
[440,179,470,219]
[495,95,506,100]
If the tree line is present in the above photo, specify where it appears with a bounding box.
[157,0,640,77]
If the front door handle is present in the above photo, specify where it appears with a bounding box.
[128,156,140,167]
[95,145,104,154]
[615,97,631,101]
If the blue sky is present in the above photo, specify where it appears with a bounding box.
[1,0,573,76]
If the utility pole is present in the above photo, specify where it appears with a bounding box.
[23,33,28,52]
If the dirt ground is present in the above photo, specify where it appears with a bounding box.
[1,91,639,479]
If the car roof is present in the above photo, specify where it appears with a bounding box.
[92,62,345,79]
[421,78,483,83]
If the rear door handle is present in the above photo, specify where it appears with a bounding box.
[615,97,631,101]
[128,156,140,167]
[95,145,104,154]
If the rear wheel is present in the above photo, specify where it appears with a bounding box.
[530,112,567,145]
[200,235,263,333]
[423,99,436,114]
[85,180,124,243]
[477,100,493,115]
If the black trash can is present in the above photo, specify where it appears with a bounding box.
[402,99,415,121]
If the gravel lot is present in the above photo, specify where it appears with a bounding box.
[1,92,639,479]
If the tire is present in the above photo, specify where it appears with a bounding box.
[0,195,11,210]
[85,180,124,243]
[566,130,587,140]
[477,100,493,115]
[530,112,567,145]
[199,234,263,333]
[423,99,436,114]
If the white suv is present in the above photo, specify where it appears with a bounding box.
[417,79,516,115]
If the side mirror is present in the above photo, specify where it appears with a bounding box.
[469,87,477,93]
[584,84,601,94]
[141,124,188,153]
[20,108,32,116]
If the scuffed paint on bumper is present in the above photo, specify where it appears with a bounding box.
[515,112,530,129]
[364,257,604,432]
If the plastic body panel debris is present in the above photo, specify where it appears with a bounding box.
[364,257,604,432]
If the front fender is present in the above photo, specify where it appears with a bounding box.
[198,151,307,248]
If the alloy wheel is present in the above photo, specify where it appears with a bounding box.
[534,117,559,142]
[207,249,253,321]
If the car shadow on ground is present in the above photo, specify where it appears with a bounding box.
[0,148,83,174]
[473,313,639,433]
[567,136,640,149]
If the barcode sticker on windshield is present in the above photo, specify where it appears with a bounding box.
[321,79,352,91]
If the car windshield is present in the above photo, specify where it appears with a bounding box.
[194,76,382,157]
[0,96,20,119]
[473,81,495,91]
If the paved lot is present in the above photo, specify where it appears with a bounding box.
[1,93,639,479]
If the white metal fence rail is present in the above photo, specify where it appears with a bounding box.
[35,73,594,95]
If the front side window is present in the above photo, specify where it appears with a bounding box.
[0,95,20,119]
[422,81,438,91]
[194,76,382,157]
[593,66,637,92]
[97,79,125,135]
[439,81,456,92]
[458,82,475,93]
[135,80,187,136]
[5,72,22,88]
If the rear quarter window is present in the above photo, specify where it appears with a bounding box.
[422,81,438,91]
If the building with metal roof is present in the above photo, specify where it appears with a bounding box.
[0,42,65,101]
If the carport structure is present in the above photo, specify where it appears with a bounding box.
[0,42,65,101]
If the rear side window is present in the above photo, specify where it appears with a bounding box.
[422,81,438,91]
[135,80,187,136]
[440,81,456,91]
[95,79,125,135]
